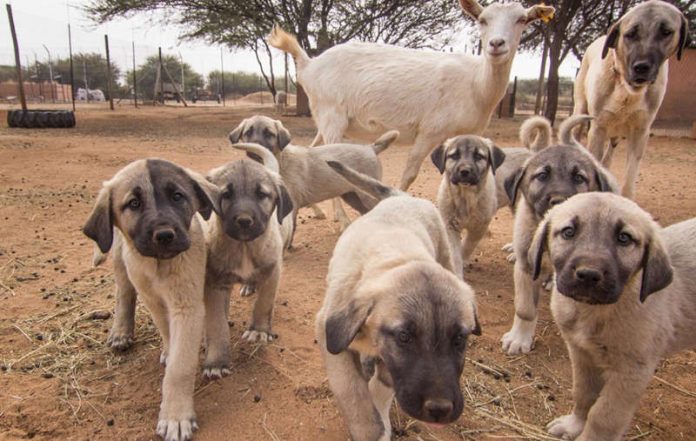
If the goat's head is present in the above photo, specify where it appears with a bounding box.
[460,0,555,64]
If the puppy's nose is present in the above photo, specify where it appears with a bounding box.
[234,214,254,229]
[632,61,651,75]
[549,196,566,207]
[489,38,505,49]
[423,399,453,420]
[575,267,603,285]
[458,168,471,178]
[153,228,176,245]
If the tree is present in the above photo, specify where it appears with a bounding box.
[125,55,203,100]
[207,70,295,99]
[52,53,121,99]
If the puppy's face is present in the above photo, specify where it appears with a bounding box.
[325,264,480,425]
[208,159,292,242]
[603,1,688,89]
[505,145,616,219]
[228,115,291,158]
[529,193,673,305]
[431,136,505,186]
[83,159,220,259]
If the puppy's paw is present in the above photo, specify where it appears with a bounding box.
[156,416,198,441]
[160,351,169,367]
[501,242,514,253]
[547,414,584,440]
[501,329,534,355]
[242,329,276,343]
[202,364,231,381]
[106,331,134,352]
[240,284,256,297]
[543,278,554,292]
[506,252,517,263]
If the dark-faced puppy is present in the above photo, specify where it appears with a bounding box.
[432,135,505,275]
[525,193,696,441]
[83,159,220,441]
[500,115,620,355]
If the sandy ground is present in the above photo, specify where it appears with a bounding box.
[1,104,695,441]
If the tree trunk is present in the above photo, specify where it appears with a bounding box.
[296,84,311,116]
[544,39,563,125]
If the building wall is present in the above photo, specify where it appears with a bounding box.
[655,48,696,123]
[0,81,73,102]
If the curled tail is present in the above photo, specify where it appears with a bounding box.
[267,25,311,70]
[519,116,552,152]
[371,130,399,155]
[326,161,400,201]
[559,114,593,149]
[230,142,280,174]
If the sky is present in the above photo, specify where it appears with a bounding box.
[1,0,580,84]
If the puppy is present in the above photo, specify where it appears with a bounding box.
[202,144,294,379]
[317,161,480,441]
[500,115,619,355]
[83,159,220,441]
[228,115,398,230]
[574,1,688,198]
[431,135,506,276]
[527,193,695,441]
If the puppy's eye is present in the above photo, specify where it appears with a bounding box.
[474,152,486,161]
[263,129,273,138]
[244,129,253,138]
[453,333,468,350]
[535,171,549,182]
[572,173,587,185]
[127,198,141,210]
[617,232,633,245]
[561,226,576,240]
[257,189,271,199]
[660,28,674,38]
[171,192,185,202]
[397,330,412,345]
[448,151,460,160]
[625,29,639,41]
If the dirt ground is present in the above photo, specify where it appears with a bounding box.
[1,104,695,441]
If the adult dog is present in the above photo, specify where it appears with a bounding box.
[316,162,480,441]
[527,193,695,441]
[431,135,506,276]
[573,0,688,198]
[83,159,220,441]
[500,116,619,355]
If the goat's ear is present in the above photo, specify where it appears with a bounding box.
[639,238,673,302]
[525,4,555,25]
[275,183,294,223]
[504,166,525,207]
[324,299,373,354]
[83,186,114,254]
[677,14,689,61]
[602,21,621,59]
[228,118,247,144]
[275,120,292,150]
[459,0,484,20]
[487,141,506,175]
[430,144,447,174]
[528,219,550,281]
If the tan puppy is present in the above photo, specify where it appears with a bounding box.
[202,144,294,380]
[83,159,220,441]
[574,1,688,198]
[500,115,619,355]
[431,135,506,276]
[526,193,696,441]
[317,161,480,441]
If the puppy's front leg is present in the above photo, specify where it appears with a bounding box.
[461,224,488,267]
[446,226,464,279]
[202,279,232,379]
[107,252,137,351]
[587,124,609,165]
[156,302,205,441]
[242,264,280,343]
[501,262,539,355]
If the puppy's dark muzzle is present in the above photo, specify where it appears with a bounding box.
[136,224,191,259]
[556,263,620,305]
[450,168,479,186]
[224,212,265,241]
[628,59,658,87]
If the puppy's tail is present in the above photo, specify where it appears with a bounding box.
[519,116,552,152]
[371,130,400,155]
[231,142,280,174]
[92,244,108,267]
[268,25,311,70]
[559,114,593,149]
[326,161,400,201]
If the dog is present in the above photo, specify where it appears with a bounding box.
[500,115,620,355]
[228,115,398,230]
[525,192,696,441]
[202,144,294,380]
[274,91,288,114]
[431,135,506,276]
[573,0,688,198]
[83,159,220,441]
[316,161,480,441]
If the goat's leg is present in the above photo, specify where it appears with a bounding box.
[317,114,351,229]
[399,134,438,191]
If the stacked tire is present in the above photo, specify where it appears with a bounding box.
[7,110,76,129]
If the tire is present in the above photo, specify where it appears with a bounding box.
[7,110,75,129]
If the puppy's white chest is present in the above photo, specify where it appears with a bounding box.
[235,251,255,281]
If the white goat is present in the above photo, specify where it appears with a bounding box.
[268,0,555,191]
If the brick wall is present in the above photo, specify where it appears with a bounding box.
[655,48,696,123]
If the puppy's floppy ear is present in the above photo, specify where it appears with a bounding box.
[487,141,506,175]
[504,166,525,207]
[677,14,689,61]
[471,305,482,336]
[228,119,247,144]
[602,20,621,59]
[274,120,291,150]
[275,183,294,223]
[325,299,373,354]
[430,143,447,174]
[594,166,619,193]
[187,169,221,220]
[639,238,673,302]
[83,186,114,254]
[529,219,550,281]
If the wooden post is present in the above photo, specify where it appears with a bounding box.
[68,24,75,111]
[284,52,289,93]
[132,41,138,108]
[6,4,27,111]
[534,33,549,115]
[158,47,164,104]
[220,47,225,106]
[161,62,188,107]
[510,76,517,117]
[104,35,114,110]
